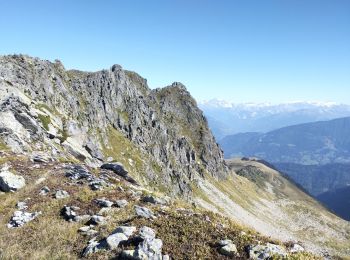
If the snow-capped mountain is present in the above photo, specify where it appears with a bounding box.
[198,99,350,139]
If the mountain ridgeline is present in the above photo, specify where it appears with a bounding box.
[0,55,227,197]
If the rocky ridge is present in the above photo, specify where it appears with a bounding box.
[0,54,227,197]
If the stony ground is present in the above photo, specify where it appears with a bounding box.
[0,152,318,259]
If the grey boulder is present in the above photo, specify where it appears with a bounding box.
[0,170,26,192]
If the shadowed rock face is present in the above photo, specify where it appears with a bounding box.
[0,54,228,196]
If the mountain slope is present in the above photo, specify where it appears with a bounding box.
[0,55,349,258]
[194,158,350,257]
[219,117,350,164]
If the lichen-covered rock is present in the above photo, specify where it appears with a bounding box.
[0,170,25,192]
[82,238,107,257]
[248,243,287,259]
[7,210,41,228]
[16,201,28,210]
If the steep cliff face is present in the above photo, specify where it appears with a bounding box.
[0,55,227,196]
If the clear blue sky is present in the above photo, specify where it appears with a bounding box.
[1,0,349,103]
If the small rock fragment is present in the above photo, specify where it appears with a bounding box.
[134,205,155,219]
[61,205,78,221]
[31,153,51,163]
[55,190,70,199]
[16,201,28,210]
[87,215,106,225]
[290,243,304,253]
[139,226,156,240]
[115,199,128,208]
[219,244,238,257]
[142,195,168,205]
[39,186,50,195]
[95,198,114,208]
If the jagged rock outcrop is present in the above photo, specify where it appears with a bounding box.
[0,54,227,197]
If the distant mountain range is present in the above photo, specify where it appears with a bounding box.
[218,117,350,165]
[199,99,350,139]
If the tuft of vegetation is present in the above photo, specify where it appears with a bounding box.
[0,140,9,151]
[37,114,51,131]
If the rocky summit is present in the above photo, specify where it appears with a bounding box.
[0,55,349,259]
[0,54,227,197]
